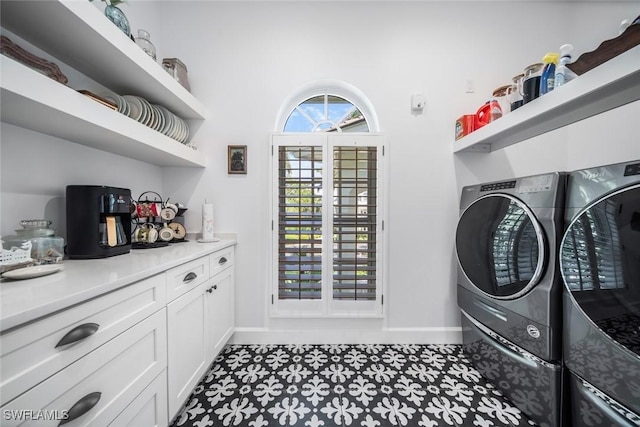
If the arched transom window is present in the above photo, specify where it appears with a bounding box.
[284,94,369,133]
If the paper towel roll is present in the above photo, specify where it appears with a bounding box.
[202,203,215,241]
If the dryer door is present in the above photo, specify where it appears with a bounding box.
[560,183,640,414]
[456,194,546,299]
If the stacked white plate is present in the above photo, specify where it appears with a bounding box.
[102,93,189,144]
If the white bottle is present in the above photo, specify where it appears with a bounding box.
[554,44,577,89]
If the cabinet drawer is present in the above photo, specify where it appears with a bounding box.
[0,274,166,406]
[209,246,234,277]
[109,370,167,427]
[1,309,167,427]
[166,256,209,302]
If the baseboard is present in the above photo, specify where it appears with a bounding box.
[229,327,463,345]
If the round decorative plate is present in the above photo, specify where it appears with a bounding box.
[122,95,142,121]
[2,264,64,280]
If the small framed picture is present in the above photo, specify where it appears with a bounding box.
[228,145,247,174]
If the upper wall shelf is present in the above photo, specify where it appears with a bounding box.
[0,0,207,167]
[1,57,206,167]
[454,45,640,153]
[0,0,207,121]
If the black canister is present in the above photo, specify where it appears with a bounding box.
[522,63,543,104]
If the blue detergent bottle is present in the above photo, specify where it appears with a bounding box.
[539,52,559,95]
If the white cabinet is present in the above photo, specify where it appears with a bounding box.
[208,267,235,358]
[0,274,166,406]
[0,242,236,427]
[166,247,235,421]
[1,310,167,427]
[166,282,211,419]
[0,0,207,167]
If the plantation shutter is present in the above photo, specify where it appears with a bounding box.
[278,146,323,300]
[332,146,377,300]
[272,133,384,316]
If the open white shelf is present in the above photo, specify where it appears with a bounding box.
[0,0,208,167]
[454,45,640,153]
[1,56,206,167]
[1,0,207,120]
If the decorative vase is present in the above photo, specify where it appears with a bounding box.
[104,4,130,37]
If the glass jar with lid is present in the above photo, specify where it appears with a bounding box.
[510,73,525,111]
[162,58,191,92]
[3,220,64,265]
[135,29,157,61]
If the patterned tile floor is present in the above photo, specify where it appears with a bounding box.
[170,344,538,427]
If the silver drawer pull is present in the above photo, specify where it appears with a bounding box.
[55,323,100,348]
[58,392,101,425]
[183,272,198,283]
[218,257,228,265]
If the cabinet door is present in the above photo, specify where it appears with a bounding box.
[208,268,234,359]
[166,283,210,420]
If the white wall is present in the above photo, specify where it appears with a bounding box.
[155,1,639,343]
[0,123,166,239]
[2,1,638,343]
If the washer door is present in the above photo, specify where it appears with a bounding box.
[561,183,640,358]
[456,194,546,299]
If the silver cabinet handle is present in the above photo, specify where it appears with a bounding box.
[473,299,507,322]
[55,323,99,348]
[463,310,536,368]
[58,392,101,425]
[183,272,198,283]
[580,378,636,426]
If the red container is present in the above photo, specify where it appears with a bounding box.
[455,115,476,140]
[475,100,502,129]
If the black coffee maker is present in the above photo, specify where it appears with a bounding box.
[66,185,132,259]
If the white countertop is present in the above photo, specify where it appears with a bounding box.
[0,239,236,332]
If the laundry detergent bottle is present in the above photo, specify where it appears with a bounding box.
[539,52,559,95]
[554,44,577,89]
